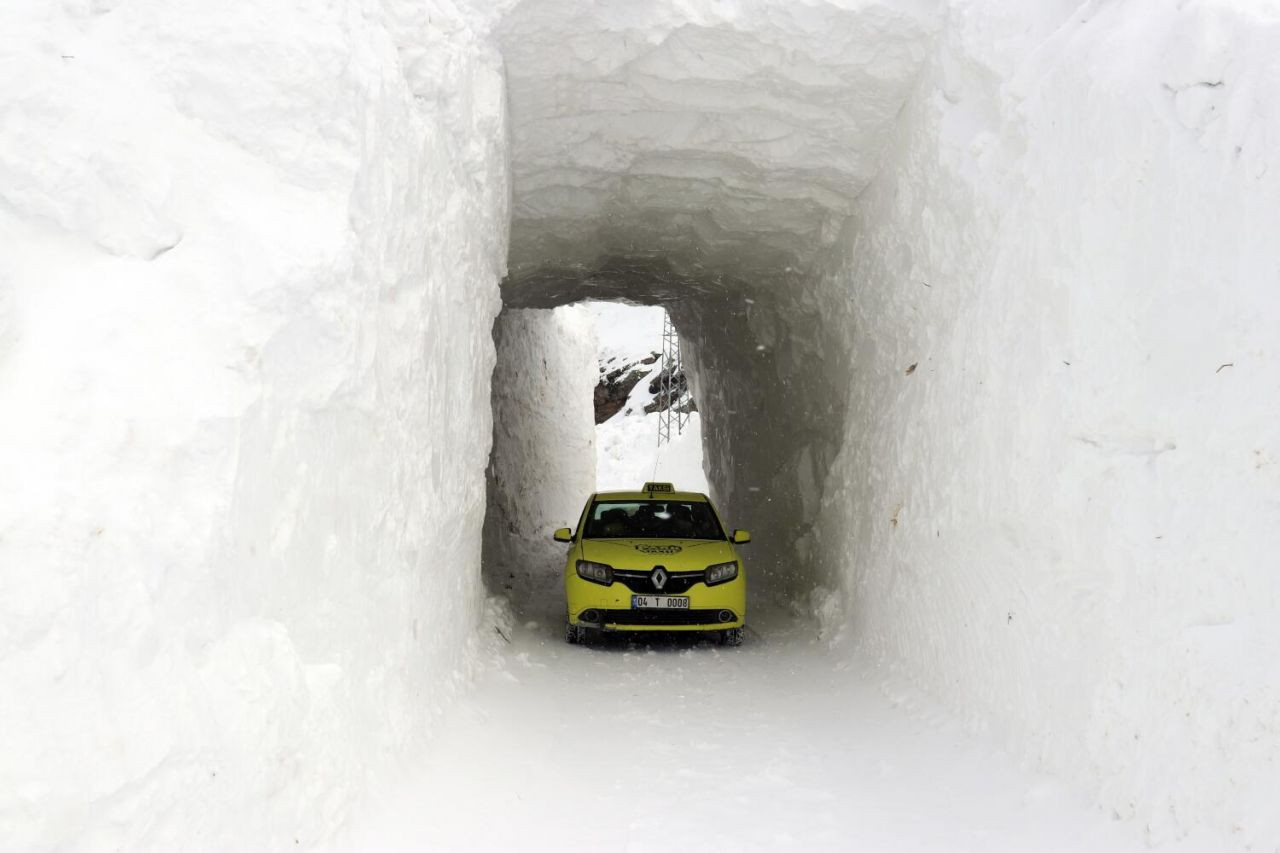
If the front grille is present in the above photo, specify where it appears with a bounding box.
[613,570,704,594]
[597,608,735,627]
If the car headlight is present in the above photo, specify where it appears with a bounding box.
[576,560,613,585]
[705,561,738,586]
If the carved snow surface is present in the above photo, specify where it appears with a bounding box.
[498,0,936,292]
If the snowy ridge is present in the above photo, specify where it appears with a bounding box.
[589,302,708,495]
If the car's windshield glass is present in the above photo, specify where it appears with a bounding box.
[583,500,726,540]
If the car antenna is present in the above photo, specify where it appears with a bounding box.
[650,438,661,489]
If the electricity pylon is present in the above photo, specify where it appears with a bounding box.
[657,312,688,446]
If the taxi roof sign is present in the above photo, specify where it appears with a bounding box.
[642,482,675,493]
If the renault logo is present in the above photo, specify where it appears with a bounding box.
[650,567,669,590]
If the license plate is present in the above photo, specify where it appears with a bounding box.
[631,595,690,610]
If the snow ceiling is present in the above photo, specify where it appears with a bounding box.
[498,0,935,302]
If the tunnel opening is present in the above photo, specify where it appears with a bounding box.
[587,301,705,492]
[479,0,935,618]
[480,253,853,625]
[480,297,715,621]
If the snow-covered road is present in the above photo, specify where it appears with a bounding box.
[338,606,1168,852]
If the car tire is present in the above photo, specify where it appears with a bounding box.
[721,627,744,647]
[565,621,581,644]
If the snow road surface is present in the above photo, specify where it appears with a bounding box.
[338,610,1174,853]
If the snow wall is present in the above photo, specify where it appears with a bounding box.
[0,2,509,848]
[3,0,1279,848]
[806,5,1280,845]
[482,306,597,611]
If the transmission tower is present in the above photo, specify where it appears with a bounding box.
[657,311,689,446]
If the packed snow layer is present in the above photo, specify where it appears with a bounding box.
[482,306,597,604]
[497,0,937,290]
[0,1,509,848]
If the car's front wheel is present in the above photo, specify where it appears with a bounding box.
[721,627,744,646]
[566,621,599,645]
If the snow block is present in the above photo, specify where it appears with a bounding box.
[0,0,509,848]
[482,306,597,610]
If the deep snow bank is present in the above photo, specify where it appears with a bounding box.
[482,307,596,607]
[805,3,1280,845]
[0,1,508,847]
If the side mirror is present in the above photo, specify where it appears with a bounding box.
[553,527,573,543]
[732,529,751,544]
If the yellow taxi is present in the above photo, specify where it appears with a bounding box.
[553,483,749,646]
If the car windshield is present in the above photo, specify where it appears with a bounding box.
[583,499,726,540]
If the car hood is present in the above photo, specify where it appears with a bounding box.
[581,538,737,571]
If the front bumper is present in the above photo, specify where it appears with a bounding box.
[566,574,745,631]
[580,608,742,632]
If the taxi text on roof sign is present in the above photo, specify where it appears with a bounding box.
[642,482,675,493]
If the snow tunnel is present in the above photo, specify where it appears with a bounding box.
[3,0,1279,849]
[481,0,931,610]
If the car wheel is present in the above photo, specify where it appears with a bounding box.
[721,627,744,647]
[565,621,581,644]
